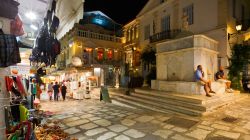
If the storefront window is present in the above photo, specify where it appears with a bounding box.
[107,49,113,60]
[97,48,104,60]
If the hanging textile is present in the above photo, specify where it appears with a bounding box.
[0,34,21,67]
[16,76,26,95]
[5,76,14,92]
[19,105,29,122]
[10,15,24,36]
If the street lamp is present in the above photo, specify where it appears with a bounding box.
[236,24,242,32]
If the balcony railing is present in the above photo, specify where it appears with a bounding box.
[150,29,181,43]
[77,30,122,43]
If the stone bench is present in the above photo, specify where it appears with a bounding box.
[151,80,226,95]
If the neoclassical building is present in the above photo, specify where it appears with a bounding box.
[56,11,123,87]
[123,19,141,72]
[130,0,250,77]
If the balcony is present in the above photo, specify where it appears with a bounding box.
[76,30,122,43]
[149,29,181,43]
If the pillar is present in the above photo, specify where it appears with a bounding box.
[0,68,10,140]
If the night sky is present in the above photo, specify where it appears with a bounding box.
[84,0,149,25]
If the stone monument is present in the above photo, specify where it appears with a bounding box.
[151,35,225,94]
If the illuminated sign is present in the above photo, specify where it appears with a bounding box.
[94,18,104,25]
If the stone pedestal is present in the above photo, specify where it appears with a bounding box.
[152,35,219,94]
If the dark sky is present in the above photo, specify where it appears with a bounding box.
[84,0,149,25]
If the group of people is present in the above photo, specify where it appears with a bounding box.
[195,65,233,97]
[47,82,67,101]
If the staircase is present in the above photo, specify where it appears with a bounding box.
[109,88,246,116]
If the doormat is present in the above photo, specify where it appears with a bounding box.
[164,117,198,129]
[222,116,238,123]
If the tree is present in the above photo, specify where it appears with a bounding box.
[228,44,250,90]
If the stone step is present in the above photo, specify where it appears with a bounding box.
[131,92,206,111]
[205,93,246,112]
[112,96,177,114]
[134,88,203,104]
[111,93,203,116]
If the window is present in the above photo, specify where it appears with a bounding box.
[144,24,150,40]
[161,16,170,31]
[183,4,194,25]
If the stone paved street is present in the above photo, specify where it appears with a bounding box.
[41,93,250,140]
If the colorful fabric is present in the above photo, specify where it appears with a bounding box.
[16,76,26,95]
[10,15,24,36]
[0,34,21,67]
[5,76,14,92]
[19,105,29,122]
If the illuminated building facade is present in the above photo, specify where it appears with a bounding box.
[56,11,123,87]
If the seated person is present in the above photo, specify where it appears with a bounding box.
[215,66,233,93]
[195,65,215,97]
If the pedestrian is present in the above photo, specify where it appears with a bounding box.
[47,82,53,101]
[52,82,60,101]
[61,83,67,101]
[31,78,37,100]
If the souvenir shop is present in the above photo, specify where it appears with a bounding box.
[57,68,98,100]
[0,0,70,139]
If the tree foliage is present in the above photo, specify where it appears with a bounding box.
[228,44,250,90]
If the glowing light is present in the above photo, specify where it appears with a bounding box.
[94,18,103,25]
[30,24,38,30]
[236,24,242,32]
[25,12,37,20]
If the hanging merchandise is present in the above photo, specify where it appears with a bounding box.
[53,39,61,56]
[10,15,24,36]
[0,0,19,19]
[51,0,56,13]
[29,0,60,68]
[0,33,21,67]
[50,16,60,33]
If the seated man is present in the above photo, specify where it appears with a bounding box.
[215,66,233,93]
[195,65,215,97]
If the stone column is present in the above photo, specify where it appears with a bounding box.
[0,68,10,140]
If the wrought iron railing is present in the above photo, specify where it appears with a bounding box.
[149,29,181,43]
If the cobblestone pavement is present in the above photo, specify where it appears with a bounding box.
[41,94,250,140]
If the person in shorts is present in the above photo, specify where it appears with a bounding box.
[215,66,233,93]
[195,65,215,97]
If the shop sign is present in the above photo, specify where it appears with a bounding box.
[72,57,82,67]
[10,65,31,75]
